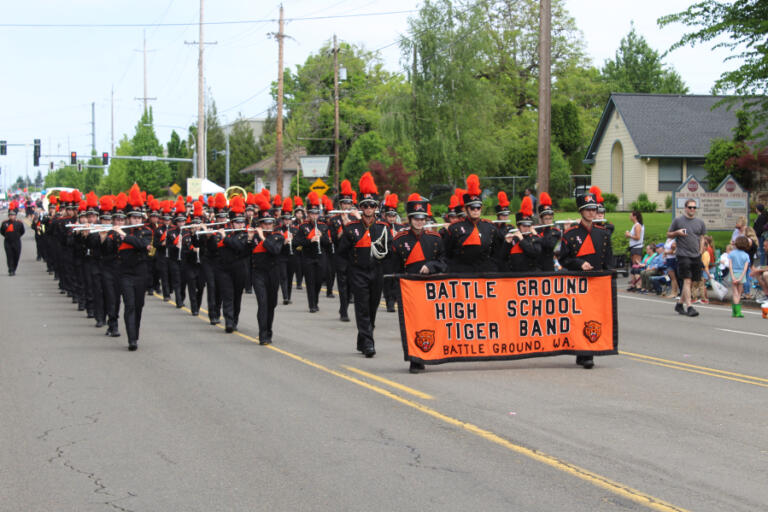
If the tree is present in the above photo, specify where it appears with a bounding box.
[551,100,583,157]
[369,158,415,199]
[204,99,227,185]
[82,151,103,193]
[705,111,768,190]
[601,25,689,94]
[659,1,768,130]
[99,136,133,194]
[227,116,263,188]
[342,131,391,182]
[34,170,43,188]
[126,108,172,196]
[167,130,191,188]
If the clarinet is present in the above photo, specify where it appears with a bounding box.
[315,220,322,255]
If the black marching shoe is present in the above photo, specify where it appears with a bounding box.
[259,337,272,346]
[86,312,95,319]
[106,329,121,337]
[409,362,426,374]
[340,315,350,322]
[386,304,396,313]
[363,345,376,358]
[309,307,318,313]
[210,318,220,325]
[163,296,171,302]
[94,321,105,328]
[176,303,184,309]
[225,325,234,333]
[686,306,699,317]
[283,299,291,305]
[576,356,594,369]
[128,340,137,351]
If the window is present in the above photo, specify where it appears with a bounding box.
[658,158,682,191]
[686,159,708,186]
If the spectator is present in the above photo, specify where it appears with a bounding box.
[661,238,678,298]
[640,244,666,294]
[753,204,768,265]
[693,237,712,304]
[668,199,707,316]
[749,261,768,303]
[729,236,751,317]
[628,243,654,291]
[524,188,537,212]
[719,244,733,281]
[625,211,644,284]
[731,216,747,243]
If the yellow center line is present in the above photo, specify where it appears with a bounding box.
[341,365,434,400]
[621,351,768,384]
[150,291,689,510]
[625,358,768,389]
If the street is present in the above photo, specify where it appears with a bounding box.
[2,236,767,512]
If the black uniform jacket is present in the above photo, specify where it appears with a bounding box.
[392,229,447,274]
[338,219,391,269]
[445,218,502,273]
[559,221,613,271]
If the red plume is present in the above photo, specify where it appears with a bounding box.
[520,196,533,217]
[407,193,422,202]
[384,193,399,208]
[340,179,354,196]
[230,195,245,214]
[214,193,227,210]
[282,197,293,211]
[198,195,204,204]
[273,194,282,207]
[539,192,552,207]
[448,195,459,209]
[86,191,99,208]
[149,198,161,211]
[100,195,114,212]
[454,189,465,207]
[193,201,204,217]
[78,200,87,212]
[497,191,509,208]
[246,193,257,206]
[71,190,82,203]
[148,194,154,202]
[115,193,128,210]
[589,185,604,202]
[260,188,271,202]
[174,197,186,214]
[129,184,143,208]
[255,195,270,211]
[427,204,433,216]
[293,196,304,207]
[162,200,172,214]
[358,172,378,195]
[307,191,320,207]
[322,195,333,210]
[186,195,192,204]
[465,174,481,196]
[351,190,357,203]
[141,191,147,204]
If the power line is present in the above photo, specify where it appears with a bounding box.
[0,10,418,28]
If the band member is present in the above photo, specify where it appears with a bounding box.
[145,199,162,295]
[244,193,259,295]
[296,192,332,313]
[338,172,390,357]
[100,196,123,337]
[536,192,560,271]
[591,186,615,236]
[81,192,102,320]
[214,195,250,333]
[495,191,512,237]
[154,201,173,301]
[292,196,306,290]
[201,193,228,325]
[380,194,406,312]
[559,193,613,369]
[438,195,461,240]
[328,180,356,322]
[277,197,296,305]
[167,197,187,308]
[248,200,287,345]
[1,201,25,275]
[445,175,502,273]
[321,194,336,298]
[392,193,448,373]
[502,196,542,272]
[182,202,206,316]
[115,185,153,351]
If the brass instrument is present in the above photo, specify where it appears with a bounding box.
[225,186,247,201]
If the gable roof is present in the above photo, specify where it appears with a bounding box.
[240,147,307,174]
[584,93,743,164]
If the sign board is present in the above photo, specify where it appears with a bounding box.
[140,155,158,162]
[169,183,181,196]
[309,178,329,197]
[396,272,617,366]
[186,178,202,198]
[299,156,331,178]
[673,175,749,231]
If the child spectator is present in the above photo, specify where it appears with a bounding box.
[719,245,732,281]
[628,243,654,291]
[729,236,751,317]
[640,244,666,293]
[662,238,678,298]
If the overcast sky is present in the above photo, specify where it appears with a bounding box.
[0,0,738,190]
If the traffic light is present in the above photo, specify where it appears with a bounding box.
[102,152,109,165]
[34,139,41,166]
[70,151,77,165]
[77,163,83,172]
[0,140,6,155]
[49,162,54,171]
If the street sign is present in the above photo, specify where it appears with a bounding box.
[300,156,331,178]
[141,155,158,162]
[310,178,329,197]
[186,178,202,198]
[169,183,181,196]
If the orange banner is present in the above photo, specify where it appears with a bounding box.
[396,272,617,365]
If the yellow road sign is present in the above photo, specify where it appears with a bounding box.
[310,178,329,197]
[170,183,181,195]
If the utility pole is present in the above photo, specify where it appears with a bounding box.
[333,34,340,194]
[91,102,96,153]
[536,0,551,195]
[274,5,285,196]
[134,30,157,113]
[225,131,230,189]
[196,0,205,179]
[110,86,115,156]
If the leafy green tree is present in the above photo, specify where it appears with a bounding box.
[44,165,83,190]
[166,130,191,188]
[342,131,390,182]
[99,136,133,194]
[205,99,227,185]
[34,170,43,188]
[82,151,103,193]
[227,116,263,188]
[705,112,768,190]
[125,108,172,196]
[601,25,689,94]
[551,100,583,157]
[659,1,768,130]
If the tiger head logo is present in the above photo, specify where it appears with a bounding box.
[414,329,436,353]
[583,321,602,343]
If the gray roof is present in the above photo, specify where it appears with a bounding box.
[584,94,743,163]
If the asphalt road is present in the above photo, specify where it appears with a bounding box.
[2,232,767,512]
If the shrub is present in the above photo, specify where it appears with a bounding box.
[630,193,658,212]
[431,203,447,218]
[558,197,576,211]
[601,193,619,212]
[664,194,672,210]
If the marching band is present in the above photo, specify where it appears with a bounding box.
[11,174,613,371]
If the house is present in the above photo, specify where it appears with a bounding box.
[240,147,307,197]
[583,93,744,210]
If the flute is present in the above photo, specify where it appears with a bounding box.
[327,209,358,215]
[196,227,250,235]
[180,221,228,230]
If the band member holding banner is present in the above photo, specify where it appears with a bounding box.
[558,192,613,369]
[338,172,390,358]
[502,196,542,272]
[445,175,502,273]
[392,193,448,373]
[494,191,512,237]
[381,194,406,312]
